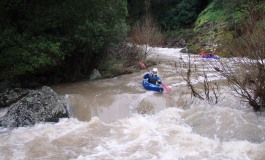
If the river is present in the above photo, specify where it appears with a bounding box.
[0,47,264,160]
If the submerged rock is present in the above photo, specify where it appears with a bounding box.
[0,86,69,127]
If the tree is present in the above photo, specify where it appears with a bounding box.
[0,0,128,82]
[159,0,210,30]
[130,0,164,59]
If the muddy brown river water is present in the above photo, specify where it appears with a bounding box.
[0,47,264,160]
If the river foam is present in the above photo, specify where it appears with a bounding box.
[1,47,265,159]
[0,106,264,160]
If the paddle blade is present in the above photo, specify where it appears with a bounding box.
[162,84,171,92]
[139,61,150,72]
[139,61,146,69]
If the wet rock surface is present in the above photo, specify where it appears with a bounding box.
[0,88,30,108]
[0,86,69,127]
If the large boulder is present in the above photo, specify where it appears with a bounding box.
[0,88,30,108]
[0,86,69,127]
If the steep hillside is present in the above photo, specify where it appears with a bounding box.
[188,0,265,53]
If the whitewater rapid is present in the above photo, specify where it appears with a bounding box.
[0,47,264,160]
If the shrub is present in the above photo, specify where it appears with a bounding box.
[130,14,164,59]
[215,11,265,111]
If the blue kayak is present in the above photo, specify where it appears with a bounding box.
[142,79,164,92]
[201,55,219,59]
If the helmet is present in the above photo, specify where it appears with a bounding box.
[152,68,158,74]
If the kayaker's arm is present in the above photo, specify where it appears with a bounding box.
[143,73,149,79]
[157,76,162,84]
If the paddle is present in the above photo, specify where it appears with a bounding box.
[139,61,171,92]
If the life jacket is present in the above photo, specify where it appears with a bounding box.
[148,74,158,85]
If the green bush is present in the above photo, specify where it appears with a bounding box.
[0,35,64,77]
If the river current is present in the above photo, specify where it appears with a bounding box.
[0,48,264,160]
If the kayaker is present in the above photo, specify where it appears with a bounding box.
[143,68,162,85]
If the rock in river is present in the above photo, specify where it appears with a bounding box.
[0,86,69,127]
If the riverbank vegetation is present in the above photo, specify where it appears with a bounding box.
[0,0,228,85]
[0,0,128,86]
[177,1,265,111]
[189,0,265,54]
[216,11,265,112]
